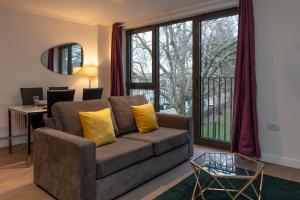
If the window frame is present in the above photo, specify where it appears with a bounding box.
[193,8,238,149]
[126,26,160,109]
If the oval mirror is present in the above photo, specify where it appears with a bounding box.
[41,43,84,75]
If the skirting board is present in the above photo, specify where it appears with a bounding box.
[260,152,300,169]
[0,136,27,149]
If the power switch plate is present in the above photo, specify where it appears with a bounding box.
[267,123,280,131]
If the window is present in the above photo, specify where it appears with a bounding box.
[200,15,238,142]
[131,31,153,83]
[127,28,156,108]
[130,89,155,103]
[159,21,193,115]
[127,8,238,147]
[127,22,193,115]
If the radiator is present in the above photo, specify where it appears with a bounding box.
[0,101,26,139]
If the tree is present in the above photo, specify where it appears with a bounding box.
[131,15,238,116]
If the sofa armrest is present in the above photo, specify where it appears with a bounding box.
[33,128,96,200]
[156,112,194,157]
[156,112,191,130]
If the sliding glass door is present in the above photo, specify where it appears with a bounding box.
[194,9,238,148]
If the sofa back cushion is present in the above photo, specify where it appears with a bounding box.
[52,100,119,137]
[108,96,148,135]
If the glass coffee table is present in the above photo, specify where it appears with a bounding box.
[190,153,264,200]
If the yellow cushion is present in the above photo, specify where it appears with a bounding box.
[131,103,158,134]
[79,108,116,146]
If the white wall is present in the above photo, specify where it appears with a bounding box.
[98,25,111,98]
[0,7,99,101]
[0,7,110,146]
[254,0,300,168]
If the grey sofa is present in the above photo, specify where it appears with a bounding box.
[33,96,193,200]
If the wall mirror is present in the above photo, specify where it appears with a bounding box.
[41,43,84,75]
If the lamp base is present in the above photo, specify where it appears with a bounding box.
[89,79,92,88]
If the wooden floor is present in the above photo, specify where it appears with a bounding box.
[0,144,300,200]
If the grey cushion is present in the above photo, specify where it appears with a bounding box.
[96,144,189,200]
[95,138,153,179]
[52,100,119,137]
[123,127,189,156]
[108,95,148,135]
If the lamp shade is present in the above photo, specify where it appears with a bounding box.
[72,66,82,74]
[81,66,98,77]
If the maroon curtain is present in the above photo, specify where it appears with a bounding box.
[110,23,124,96]
[231,0,261,157]
[48,48,54,71]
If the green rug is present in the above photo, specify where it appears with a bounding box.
[155,174,300,200]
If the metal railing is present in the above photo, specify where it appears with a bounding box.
[200,77,234,143]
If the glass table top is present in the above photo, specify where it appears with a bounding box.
[191,153,264,178]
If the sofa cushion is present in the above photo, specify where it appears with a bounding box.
[123,127,189,156]
[52,100,119,137]
[79,108,116,147]
[108,96,148,135]
[131,103,158,134]
[95,138,153,179]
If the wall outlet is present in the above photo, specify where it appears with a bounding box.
[266,123,280,131]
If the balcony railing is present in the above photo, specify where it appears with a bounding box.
[200,77,234,143]
[129,76,234,144]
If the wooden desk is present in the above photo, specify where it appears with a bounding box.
[8,105,47,167]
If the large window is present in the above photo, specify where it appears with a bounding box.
[127,22,193,115]
[127,8,238,148]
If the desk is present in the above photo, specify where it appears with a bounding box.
[8,105,47,166]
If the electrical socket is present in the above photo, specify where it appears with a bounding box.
[266,123,280,132]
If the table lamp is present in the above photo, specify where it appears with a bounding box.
[81,66,98,88]
[72,66,82,74]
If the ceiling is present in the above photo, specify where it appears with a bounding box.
[0,0,210,26]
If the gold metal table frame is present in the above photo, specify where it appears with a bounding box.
[190,153,264,200]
